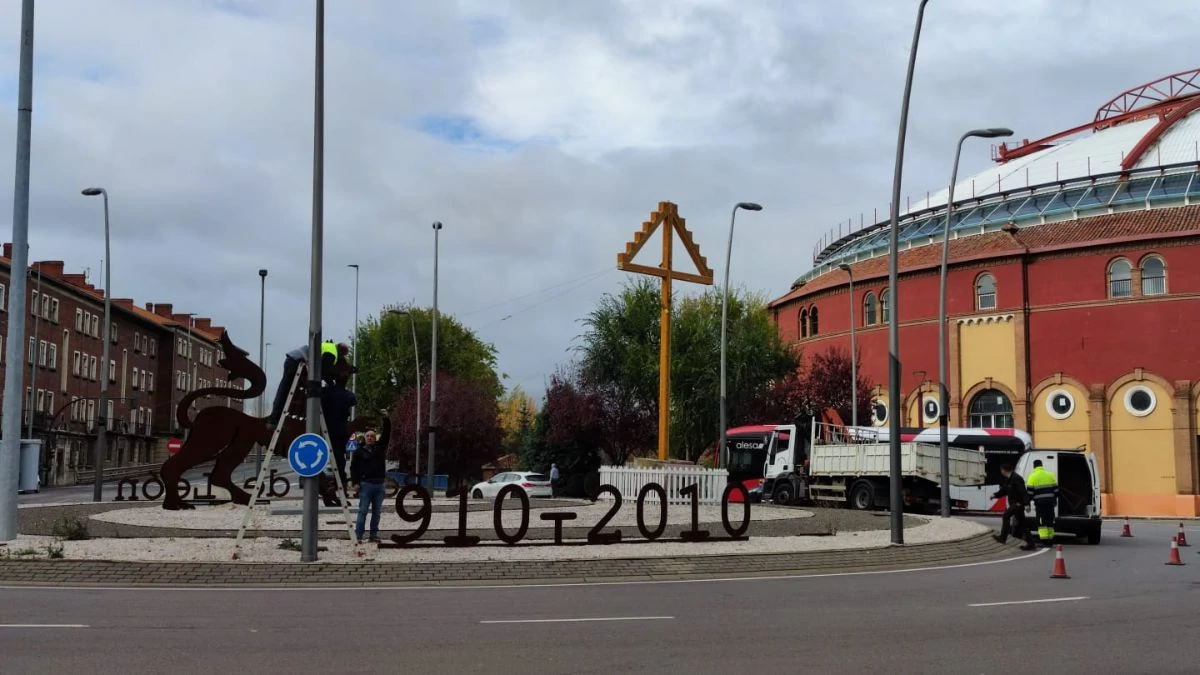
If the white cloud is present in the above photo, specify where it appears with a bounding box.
[0,0,1194,400]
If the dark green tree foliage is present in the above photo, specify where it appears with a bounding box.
[352,304,502,418]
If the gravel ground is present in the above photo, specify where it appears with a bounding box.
[18,501,923,541]
[6,516,988,564]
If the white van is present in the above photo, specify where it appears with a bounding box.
[1014,449,1102,544]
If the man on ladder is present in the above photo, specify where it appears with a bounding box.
[266,340,345,431]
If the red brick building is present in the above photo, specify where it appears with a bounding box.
[0,243,244,486]
[769,69,1200,517]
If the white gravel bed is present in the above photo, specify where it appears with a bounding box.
[89,500,807,531]
[5,517,990,564]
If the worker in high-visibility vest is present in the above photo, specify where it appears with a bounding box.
[266,340,340,429]
[1023,459,1059,550]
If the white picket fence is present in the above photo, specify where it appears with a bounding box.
[598,465,730,505]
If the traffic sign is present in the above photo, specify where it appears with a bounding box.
[346,439,358,453]
[167,438,183,455]
[287,433,330,478]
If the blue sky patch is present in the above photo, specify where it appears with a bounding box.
[416,114,523,152]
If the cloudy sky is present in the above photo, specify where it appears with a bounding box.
[0,0,1194,400]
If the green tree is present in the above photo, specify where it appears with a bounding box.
[351,303,503,418]
[571,278,799,461]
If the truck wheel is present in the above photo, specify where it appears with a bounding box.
[773,483,795,506]
[1086,523,1101,545]
[849,481,876,511]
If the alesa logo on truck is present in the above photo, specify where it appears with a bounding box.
[735,441,765,450]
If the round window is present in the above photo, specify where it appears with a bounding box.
[922,395,940,423]
[1045,389,1075,420]
[1124,386,1156,417]
[871,400,888,426]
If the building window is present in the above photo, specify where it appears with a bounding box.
[1108,258,1132,298]
[45,392,54,418]
[72,351,81,377]
[75,309,83,332]
[27,336,35,364]
[134,333,141,352]
[111,322,118,342]
[48,344,57,370]
[1140,255,1166,296]
[89,355,98,380]
[808,306,819,336]
[975,273,996,311]
[968,389,1014,428]
[109,359,116,383]
[1123,385,1156,417]
[147,372,154,392]
[90,314,99,337]
[921,395,940,424]
[132,367,140,390]
[799,309,809,339]
[879,289,890,323]
[41,294,50,318]
[1045,389,1075,420]
[871,399,888,426]
[863,292,877,326]
[0,282,6,311]
[50,298,59,323]
[30,290,38,316]
[38,340,47,367]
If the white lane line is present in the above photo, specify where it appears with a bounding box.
[969,596,1088,608]
[481,616,673,625]
[0,548,1049,593]
[0,624,89,628]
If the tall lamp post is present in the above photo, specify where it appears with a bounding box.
[387,309,422,480]
[428,221,442,492]
[937,126,1013,517]
[256,269,267,477]
[82,187,112,503]
[837,263,858,430]
[301,0,326,563]
[347,263,359,417]
[885,0,931,545]
[719,202,762,470]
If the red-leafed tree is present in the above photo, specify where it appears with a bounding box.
[795,345,873,425]
[388,372,502,486]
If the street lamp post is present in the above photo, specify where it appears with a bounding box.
[82,187,112,503]
[301,0,326,563]
[388,309,422,480]
[937,127,1014,517]
[838,263,858,430]
[885,0,931,545]
[428,221,442,492]
[719,202,762,470]
[347,263,359,418]
[256,269,267,478]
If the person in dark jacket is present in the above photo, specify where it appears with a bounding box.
[319,372,356,503]
[992,463,1028,544]
[350,411,391,543]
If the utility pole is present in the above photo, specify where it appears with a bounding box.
[428,221,442,492]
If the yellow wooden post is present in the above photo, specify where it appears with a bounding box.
[617,202,713,461]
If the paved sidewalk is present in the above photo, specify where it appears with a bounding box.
[0,533,1010,586]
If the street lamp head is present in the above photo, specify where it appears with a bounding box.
[736,202,763,211]
[838,263,852,272]
[432,221,443,230]
[971,127,1014,139]
[347,263,359,269]
[81,187,105,197]
[258,269,268,278]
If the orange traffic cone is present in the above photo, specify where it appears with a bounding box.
[1120,519,1133,537]
[1176,523,1189,547]
[1166,536,1185,566]
[1050,544,1070,579]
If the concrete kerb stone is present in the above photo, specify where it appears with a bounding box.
[0,533,1013,587]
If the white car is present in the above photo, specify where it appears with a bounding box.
[471,471,553,500]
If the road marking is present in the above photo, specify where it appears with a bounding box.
[0,548,1048,592]
[969,596,1088,608]
[0,624,89,628]
[481,616,673,625]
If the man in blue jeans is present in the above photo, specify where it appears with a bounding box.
[350,410,390,543]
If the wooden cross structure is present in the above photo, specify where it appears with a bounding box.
[617,201,714,460]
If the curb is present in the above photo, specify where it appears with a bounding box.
[0,532,1011,587]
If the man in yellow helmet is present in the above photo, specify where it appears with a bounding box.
[1022,459,1059,550]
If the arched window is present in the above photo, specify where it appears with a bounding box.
[863,292,878,326]
[1108,258,1132,298]
[879,289,890,323]
[975,273,996,311]
[808,306,819,336]
[968,389,1014,428]
[799,309,808,339]
[1140,255,1166,296]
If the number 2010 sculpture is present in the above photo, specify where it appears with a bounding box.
[385,482,752,547]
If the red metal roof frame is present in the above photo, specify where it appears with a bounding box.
[995,68,1200,164]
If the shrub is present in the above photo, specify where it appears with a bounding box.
[51,516,90,541]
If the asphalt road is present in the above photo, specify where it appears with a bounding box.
[17,461,273,505]
[1,517,1197,673]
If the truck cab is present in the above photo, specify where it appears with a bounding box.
[1014,449,1102,544]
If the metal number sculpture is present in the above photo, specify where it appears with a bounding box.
[386,482,752,548]
[158,331,354,510]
